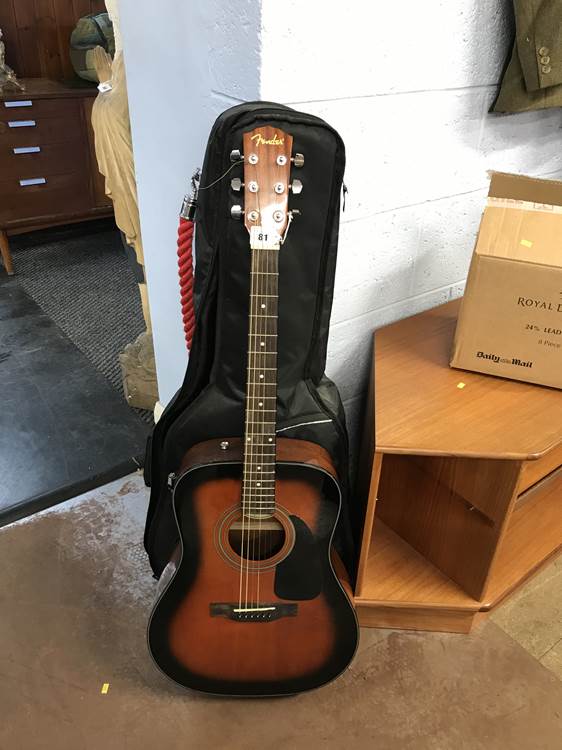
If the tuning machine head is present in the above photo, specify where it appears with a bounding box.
[290,179,303,195]
[230,149,243,163]
[292,152,304,168]
[231,177,243,192]
[230,205,244,220]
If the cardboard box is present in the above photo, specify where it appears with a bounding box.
[451,172,562,390]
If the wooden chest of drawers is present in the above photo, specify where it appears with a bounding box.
[0,78,112,274]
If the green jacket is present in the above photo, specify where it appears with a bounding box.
[494,0,562,113]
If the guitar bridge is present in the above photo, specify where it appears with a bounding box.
[210,603,298,622]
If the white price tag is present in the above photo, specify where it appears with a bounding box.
[98,81,113,93]
[250,226,281,250]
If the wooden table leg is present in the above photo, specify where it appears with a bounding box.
[0,230,14,275]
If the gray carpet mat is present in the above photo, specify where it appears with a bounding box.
[10,223,153,423]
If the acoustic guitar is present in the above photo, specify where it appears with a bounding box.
[147,126,358,696]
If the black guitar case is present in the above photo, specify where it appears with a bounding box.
[143,102,355,580]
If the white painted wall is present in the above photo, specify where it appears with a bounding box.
[118,0,261,404]
[261,0,562,446]
[121,0,562,447]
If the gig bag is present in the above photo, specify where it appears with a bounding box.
[144,102,355,578]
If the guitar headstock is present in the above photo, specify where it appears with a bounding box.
[230,125,303,250]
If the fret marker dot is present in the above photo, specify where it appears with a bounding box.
[261,303,266,309]
[260,342,265,347]
[247,437,251,442]
[257,466,261,471]
[259,374,264,379]
[256,482,261,487]
[259,401,263,407]
[268,437,273,442]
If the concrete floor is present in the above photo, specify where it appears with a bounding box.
[1,474,560,750]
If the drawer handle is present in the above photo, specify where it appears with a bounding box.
[13,146,41,155]
[19,177,46,187]
[8,120,36,128]
[4,100,33,108]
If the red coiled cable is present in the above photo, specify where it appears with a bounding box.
[177,216,195,350]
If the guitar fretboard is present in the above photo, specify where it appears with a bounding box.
[242,246,279,518]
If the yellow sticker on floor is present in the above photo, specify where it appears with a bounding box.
[101,683,110,694]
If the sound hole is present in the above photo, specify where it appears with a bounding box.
[228,517,285,561]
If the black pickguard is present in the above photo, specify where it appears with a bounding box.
[274,516,322,600]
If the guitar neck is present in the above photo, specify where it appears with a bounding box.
[242,245,279,518]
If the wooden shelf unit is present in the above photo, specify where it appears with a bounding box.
[354,301,562,634]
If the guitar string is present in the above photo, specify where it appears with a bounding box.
[240,166,257,611]
[238,241,251,611]
[257,172,279,608]
[249,163,260,610]
[263,239,272,601]
[244,243,256,610]
[255,161,282,608]
[253,237,263,607]
[254,167,266,610]
[253,173,275,608]
[266,237,276,592]
[246,155,265,611]
[254,242,263,609]
[256,231,269,608]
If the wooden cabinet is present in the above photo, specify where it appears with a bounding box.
[0,79,113,274]
[0,0,107,82]
[354,300,562,634]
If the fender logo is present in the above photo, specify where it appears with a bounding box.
[251,132,284,146]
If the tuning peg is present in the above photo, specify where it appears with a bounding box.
[230,205,244,220]
[292,153,304,168]
[230,149,243,163]
[231,177,243,192]
[290,179,303,195]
